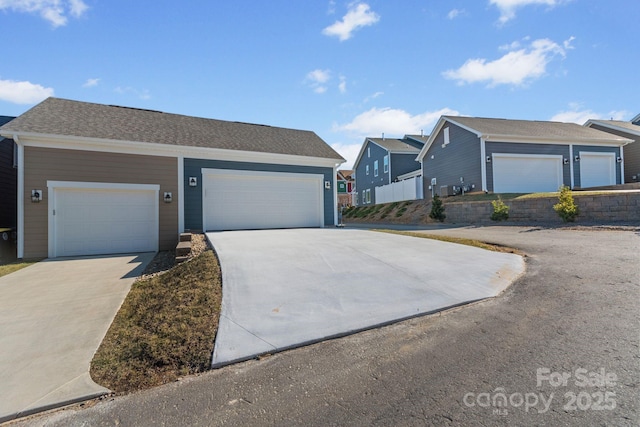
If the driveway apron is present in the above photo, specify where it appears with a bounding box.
[0,253,154,423]
[208,228,525,367]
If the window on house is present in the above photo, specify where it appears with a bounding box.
[367,147,371,158]
[383,155,389,173]
[366,164,369,175]
[366,189,371,204]
[443,127,450,146]
[374,160,379,177]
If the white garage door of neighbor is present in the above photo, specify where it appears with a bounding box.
[579,152,616,188]
[52,185,159,257]
[493,154,563,193]
[202,169,324,231]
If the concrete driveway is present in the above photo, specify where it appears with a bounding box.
[207,228,525,367]
[0,253,154,423]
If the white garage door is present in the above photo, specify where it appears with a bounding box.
[51,184,159,257]
[202,169,324,231]
[493,154,563,193]
[579,152,616,188]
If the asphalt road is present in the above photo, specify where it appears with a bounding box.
[12,225,639,426]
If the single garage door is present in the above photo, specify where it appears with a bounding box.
[202,169,324,231]
[51,183,159,257]
[492,154,563,193]
[579,152,616,188]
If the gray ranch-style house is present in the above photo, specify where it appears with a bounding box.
[353,135,426,205]
[0,98,344,259]
[416,116,632,197]
[585,118,640,184]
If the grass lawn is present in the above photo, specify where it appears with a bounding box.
[0,260,40,278]
[90,249,222,393]
[376,229,523,255]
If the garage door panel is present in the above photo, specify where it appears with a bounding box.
[54,187,158,257]
[493,155,563,193]
[579,152,615,188]
[203,170,323,231]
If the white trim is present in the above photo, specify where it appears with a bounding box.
[16,137,24,259]
[620,146,625,184]
[396,169,422,181]
[585,120,640,138]
[46,181,160,258]
[569,144,575,189]
[578,151,617,187]
[333,165,338,226]
[4,132,343,169]
[178,156,185,233]
[480,138,487,192]
[491,153,564,193]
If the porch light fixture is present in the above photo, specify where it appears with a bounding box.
[164,192,173,203]
[563,158,569,165]
[574,155,580,162]
[325,181,331,189]
[617,157,623,163]
[31,189,42,203]
[486,156,491,163]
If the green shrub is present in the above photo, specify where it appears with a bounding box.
[429,194,446,222]
[553,186,579,222]
[490,196,509,221]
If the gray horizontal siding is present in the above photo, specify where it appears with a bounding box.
[354,141,389,204]
[184,159,334,230]
[390,153,421,180]
[422,123,481,197]
[0,138,16,227]
[587,124,637,183]
[573,145,621,187]
[485,142,571,192]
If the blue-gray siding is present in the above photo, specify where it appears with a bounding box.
[587,124,637,183]
[421,124,482,197]
[183,158,335,230]
[390,153,421,180]
[354,141,389,204]
[485,142,571,192]
[573,145,621,187]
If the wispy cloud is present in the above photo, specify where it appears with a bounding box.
[322,2,380,41]
[489,0,567,24]
[447,8,465,19]
[338,76,347,94]
[0,0,89,27]
[115,86,151,100]
[363,91,384,103]
[82,78,100,88]
[0,78,54,104]
[442,37,574,87]
[335,107,459,136]
[551,104,629,124]
[305,69,331,94]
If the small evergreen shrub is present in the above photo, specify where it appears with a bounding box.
[429,194,446,222]
[490,196,509,221]
[553,186,579,222]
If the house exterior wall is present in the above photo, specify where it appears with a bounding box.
[23,146,178,258]
[588,124,638,183]
[389,153,421,180]
[485,142,571,192]
[573,145,621,187]
[354,141,389,205]
[0,138,16,228]
[183,158,335,230]
[421,123,482,198]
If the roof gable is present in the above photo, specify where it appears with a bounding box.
[585,119,640,137]
[0,98,344,161]
[353,136,422,169]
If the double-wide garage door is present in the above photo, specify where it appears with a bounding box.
[492,154,563,193]
[202,169,324,231]
[51,183,159,257]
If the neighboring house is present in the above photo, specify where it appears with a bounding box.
[416,116,632,197]
[0,98,344,259]
[585,119,640,183]
[353,135,425,205]
[337,169,355,207]
[0,116,16,229]
[632,114,640,126]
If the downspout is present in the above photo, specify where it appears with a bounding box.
[620,146,625,184]
[569,145,575,189]
[480,138,488,192]
[177,156,185,233]
[14,135,24,259]
[333,163,338,226]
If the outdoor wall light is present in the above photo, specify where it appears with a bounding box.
[31,189,42,203]
[617,157,623,163]
[164,192,173,203]
[563,158,569,165]
[486,156,491,163]
[574,155,580,162]
[325,181,331,189]
[188,177,197,187]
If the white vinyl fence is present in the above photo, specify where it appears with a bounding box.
[375,176,423,204]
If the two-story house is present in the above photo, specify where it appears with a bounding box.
[353,135,425,205]
[337,169,355,207]
[585,117,640,183]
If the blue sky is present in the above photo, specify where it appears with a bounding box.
[1,0,638,167]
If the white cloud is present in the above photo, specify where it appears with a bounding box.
[551,105,629,124]
[0,0,89,27]
[115,86,151,100]
[447,8,465,19]
[489,0,566,24]
[335,107,459,136]
[363,91,384,103]
[442,37,573,87]
[305,69,331,94]
[82,78,100,88]
[338,76,347,94]
[322,2,380,41]
[0,78,53,104]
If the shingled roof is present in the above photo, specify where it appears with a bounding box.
[586,119,640,136]
[0,98,344,160]
[367,137,422,153]
[445,116,630,143]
